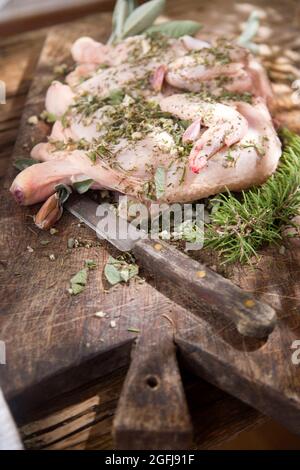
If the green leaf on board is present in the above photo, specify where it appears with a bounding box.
[104,255,139,285]
[104,263,123,285]
[70,283,85,295]
[69,267,89,295]
[85,259,97,269]
[70,268,88,286]
[40,110,57,123]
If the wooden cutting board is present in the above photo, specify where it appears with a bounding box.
[1,4,300,449]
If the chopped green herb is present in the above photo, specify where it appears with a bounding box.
[70,283,85,295]
[154,166,165,199]
[73,179,94,194]
[85,259,97,269]
[40,111,57,123]
[176,220,203,244]
[14,158,38,171]
[61,113,70,128]
[70,268,88,287]
[104,255,139,285]
[69,259,97,295]
[40,240,51,246]
[107,89,125,105]
[67,238,75,249]
[55,184,72,205]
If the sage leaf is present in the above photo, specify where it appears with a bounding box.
[40,110,57,123]
[104,255,139,285]
[13,158,37,171]
[71,283,85,295]
[122,0,165,38]
[127,264,139,279]
[110,0,129,43]
[67,238,75,249]
[73,179,94,194]
[40,240,51,246]
[85,259,97,269]
[104,263,122,285]
[120,269,130,282]
[70,268,88,286]
[55,184,72,205]
[154,166,165,199]
[237,11,260,53]
[127,0,137,15]
[146,20,202,38]
[68,261,95,295]
[107,89,125,105]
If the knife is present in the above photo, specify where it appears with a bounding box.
[65,195,276,338]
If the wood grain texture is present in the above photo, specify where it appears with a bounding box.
[113,323,193,450]
[0,0,115,37]
[1,0,300,449]
[19,367,265,450]
[133,238,276,337]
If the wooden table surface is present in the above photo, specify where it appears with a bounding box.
[1,0,300,450]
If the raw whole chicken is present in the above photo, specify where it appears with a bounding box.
[10,33,281,207]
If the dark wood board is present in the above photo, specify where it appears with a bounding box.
[1,2,300,448]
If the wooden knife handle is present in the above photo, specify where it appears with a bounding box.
[132,238,276,338]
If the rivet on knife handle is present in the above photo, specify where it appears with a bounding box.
[132,238,276,338]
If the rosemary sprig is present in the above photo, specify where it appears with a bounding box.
[204,129,300,264]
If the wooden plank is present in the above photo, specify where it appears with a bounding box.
[0,0,115,37]
[113,323,193,450]
[0,11,155,410]
[133,238,276,338]
[0,0,112,22]
[0,28,47,181]
[19,367,265,450]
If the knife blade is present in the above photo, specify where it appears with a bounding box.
[66,194,144,252]
[65,195,277,338]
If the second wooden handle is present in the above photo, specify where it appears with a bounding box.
[132,238,276,338]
